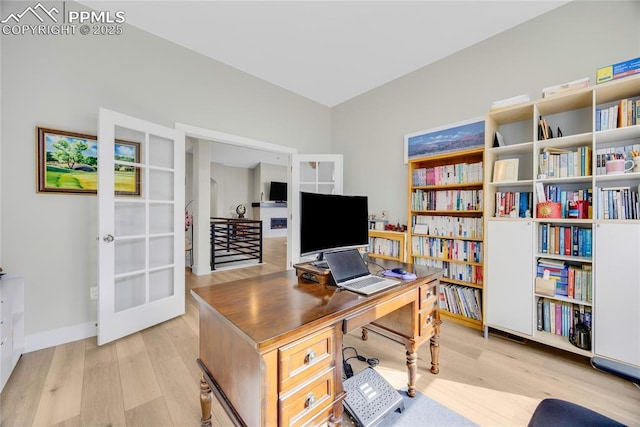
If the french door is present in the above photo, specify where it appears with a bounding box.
[97,108,185,345]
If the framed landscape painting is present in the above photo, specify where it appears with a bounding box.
[404,118,485,163]
[37,127,141,195]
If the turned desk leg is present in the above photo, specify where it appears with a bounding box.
[199,372,212,427]
[328,411,343,427]
[430,321,442,374]
[405,345,418,398]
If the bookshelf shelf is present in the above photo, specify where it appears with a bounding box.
[412,234,483,242]
[412,210,483,215]
[367,229,406,262]
[412,255,482,267]
[440,277,483,289]
[407,148,485,331]
[485,74,640,368]
[533,330,593,357]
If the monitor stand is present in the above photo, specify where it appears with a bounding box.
[293,260,334,285]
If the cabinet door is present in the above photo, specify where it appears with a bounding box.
[594,223,640,366]
[486,221,534,335]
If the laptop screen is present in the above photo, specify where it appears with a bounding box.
[324,249,370,283]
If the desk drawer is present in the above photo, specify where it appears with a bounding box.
[419,282,437,309]
[279,368,335,427]
[420,309,438,337]
[279,328,335,392]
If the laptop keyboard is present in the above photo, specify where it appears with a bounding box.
[347,276,385,289]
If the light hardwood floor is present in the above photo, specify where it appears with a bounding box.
[1,237,638,426]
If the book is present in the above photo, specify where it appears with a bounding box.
[537,298,544,331]
[542,77,590,97]
[543,299,551,332]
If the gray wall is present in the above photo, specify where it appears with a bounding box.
[0,1,330,349]
[333,1,640,226]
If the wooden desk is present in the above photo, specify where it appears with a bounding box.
[192,260,443,427]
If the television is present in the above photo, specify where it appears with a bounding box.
[269,181,287,202]
[300,192,369,259]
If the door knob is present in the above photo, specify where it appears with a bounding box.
[103,234,115,243]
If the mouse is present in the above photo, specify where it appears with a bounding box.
[392,268,408,275]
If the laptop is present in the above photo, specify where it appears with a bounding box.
[323,249,401,295]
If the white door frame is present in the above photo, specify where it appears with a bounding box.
[176,123,297,273]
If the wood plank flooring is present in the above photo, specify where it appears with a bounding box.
[1,236,638,426]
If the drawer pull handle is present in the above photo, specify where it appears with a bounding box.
[425,291,433,299]
[304,393,316,408]
[304,349,316,364]
[425,315,434,325]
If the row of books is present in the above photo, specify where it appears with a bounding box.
[538,146,592,178]
[542,185,592,218]
[411,189,483,211]
[413,258,483,285]
[536,298,592,338]
[595,186,640,220]
[438,284,482,321]
[594,144,640,175]
[494,191,532,217]
[536,258,592,302]
[595,98,640,131]
[368,237,401,258]
[538,224,593,258]
[411,236,482,263]
[412,161,483,186]
[412,215,483,239]
[567,265,593,302]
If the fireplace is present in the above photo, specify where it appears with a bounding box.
[271,218,287,229]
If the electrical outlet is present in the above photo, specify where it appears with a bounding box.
[90,286,98,300]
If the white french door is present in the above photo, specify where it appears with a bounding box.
[289,154,343,265]
[97,108,185,345]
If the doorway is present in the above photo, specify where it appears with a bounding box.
[178,123,296,274]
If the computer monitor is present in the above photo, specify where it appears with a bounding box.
[299,192,369,259]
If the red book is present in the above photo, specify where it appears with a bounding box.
[564,227,571,255]
[568,267,575,299]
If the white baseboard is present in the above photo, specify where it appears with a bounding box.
[191,265,212,276]
[25,321,97,353]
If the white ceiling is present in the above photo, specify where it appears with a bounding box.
[81,0,570,167]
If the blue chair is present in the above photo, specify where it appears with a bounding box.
[528,398,625,426]
[529,356,639,426]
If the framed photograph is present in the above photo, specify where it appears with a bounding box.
[492,158,519,182]
[37,127,141,195]
[404,117,485,164]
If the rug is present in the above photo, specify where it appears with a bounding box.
[376,389,478,427]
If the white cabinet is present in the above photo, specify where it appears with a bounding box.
[486,220,534,335]
[594,223,640,366]
[0,274,25,392]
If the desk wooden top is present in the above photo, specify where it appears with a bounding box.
[191,262,442,353]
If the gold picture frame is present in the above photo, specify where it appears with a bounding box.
[492,158,519,182]
[37,127,141,195]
